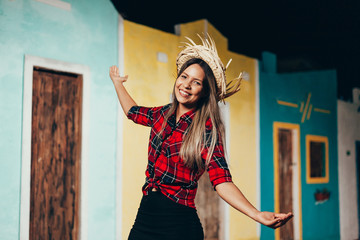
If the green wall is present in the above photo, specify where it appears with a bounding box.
[260,52,340,239]
[0,0,119,239]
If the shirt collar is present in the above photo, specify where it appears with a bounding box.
[166,108,197,132]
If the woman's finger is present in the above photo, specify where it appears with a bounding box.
[267,218,279,228]
[275,212,293,221]
[274,217,291,229]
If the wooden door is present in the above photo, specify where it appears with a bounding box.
[30,67,82,240]
[195,172,221,240]
[278,129,294,239]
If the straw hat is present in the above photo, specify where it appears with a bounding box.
[176,34,242,101]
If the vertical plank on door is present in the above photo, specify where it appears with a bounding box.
[278,129,294,240]
[30,67,82,240]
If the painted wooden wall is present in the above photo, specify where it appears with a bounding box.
[0,1,119,239]
[121,19,260,240]
[338,88,360,240]
[260,52,340,240]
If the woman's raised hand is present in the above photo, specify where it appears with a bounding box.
[109,65,137,115]
[109,65,128,84]
[255,211,293,229]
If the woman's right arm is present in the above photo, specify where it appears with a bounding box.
[109,65,137,115]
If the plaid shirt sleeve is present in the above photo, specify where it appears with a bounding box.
[203,123,232,189]
[127,105,163,127]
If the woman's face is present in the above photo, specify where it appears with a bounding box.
[175,63,205,111]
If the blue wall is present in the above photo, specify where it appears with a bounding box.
[0,0,119,239]
[260,53,340,239]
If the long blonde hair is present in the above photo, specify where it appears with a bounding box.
[163,58,226,171]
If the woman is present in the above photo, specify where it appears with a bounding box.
[110,35,293,240]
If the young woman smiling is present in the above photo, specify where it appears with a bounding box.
[110,35,293,240]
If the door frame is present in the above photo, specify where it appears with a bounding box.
[20,55,90,240]
[116,14,125,240]
[218,101,230,240]
[273,122,303,240]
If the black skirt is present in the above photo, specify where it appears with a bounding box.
[128,191,204,240]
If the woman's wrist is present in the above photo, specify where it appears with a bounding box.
[250,209,262,222]
[112,78,122,85]
[113,80,125,89]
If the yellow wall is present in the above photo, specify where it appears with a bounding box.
[122,19,258,240]
[122,21,178,239]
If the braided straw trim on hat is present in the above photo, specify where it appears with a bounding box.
[176,34,242,101]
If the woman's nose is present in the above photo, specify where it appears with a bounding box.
[183,79,191,89]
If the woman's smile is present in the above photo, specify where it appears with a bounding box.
[179,89,191,97]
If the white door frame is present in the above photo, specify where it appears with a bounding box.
[20,55,90,240]
[219,101,230,240]
[115,14,125,240]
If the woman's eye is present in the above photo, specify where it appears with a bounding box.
[194,81,201,85]
[181,75,187,79]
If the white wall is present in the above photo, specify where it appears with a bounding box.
[338,88,360,240]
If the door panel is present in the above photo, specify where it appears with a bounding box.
[196,172,220,240]
[30,67,82,240]
[278,129,294,239]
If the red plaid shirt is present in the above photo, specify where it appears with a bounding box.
[127,104,232,208]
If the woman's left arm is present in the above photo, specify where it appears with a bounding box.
[215,182,293,229]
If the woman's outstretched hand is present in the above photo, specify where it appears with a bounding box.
[109,65,128,85]
[109,65,136,115]
[256,211,293,229]
[216,182,293,230]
